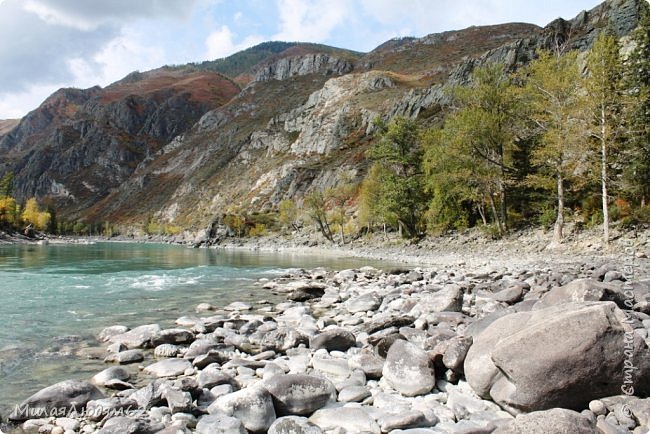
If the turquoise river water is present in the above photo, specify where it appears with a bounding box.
[0,242,397,418]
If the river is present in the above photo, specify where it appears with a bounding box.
[0,241,396,417]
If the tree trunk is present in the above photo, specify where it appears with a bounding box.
[601,105,609,246]
[554,172,564,244]
[478,202,488,226]
[499,169,507,232]
[488,192,503,235]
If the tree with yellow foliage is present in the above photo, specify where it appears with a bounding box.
[21,198,51,231]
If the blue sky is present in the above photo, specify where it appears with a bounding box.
[0,0,602,118]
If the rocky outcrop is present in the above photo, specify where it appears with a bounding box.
[1,69,239,219]
[254,54,353,82]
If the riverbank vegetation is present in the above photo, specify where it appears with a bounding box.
[308,18,650,245]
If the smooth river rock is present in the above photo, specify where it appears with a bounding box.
[465,301,650,414]
[196,414,247,434]
[9,380,104,421]
[108,324,162,349]
[309,328,356,352]
[268,416,324,434]
[264,374,336,416]
[382,340,436,397]
[143,359,192,378]
[209,386,276,433]
[91,366,130,386]
[493,408,596,433]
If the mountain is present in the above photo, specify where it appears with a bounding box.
[0,119,19,137]
[0,0,644,238]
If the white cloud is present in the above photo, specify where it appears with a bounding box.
[0,84,63,118]
[205,25,264,59]
[23,0,96,31]
[274,0,351,42]
[68,33,167,89]
[22,0,194,30]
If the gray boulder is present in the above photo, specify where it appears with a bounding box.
[309,328,356,352]
[109,324,161,349]
[196,414,247,434]
[465,302,650,414]
[151,328,194,346]
[154,343,180,358]
[533,279,622,309]
[130,381,165,410]
[104,349,144,364]
[268,416,324,434]
[309,406,381,433]
[383,340,436,397]
[410,285,464,315]
[85,398,139,422]
[209,386,276,433]
[97,416,162,434]
[259,327,309,353]
[143,359,191,378]
[493,408,595,433]
[197,364,238,389]
[183,339,227,359]
[264,374,336,416]
[346,292,382,313]
[9,380,105,421]
[348,349,384,379]
[98,325,129,342]
[92,366,130,386]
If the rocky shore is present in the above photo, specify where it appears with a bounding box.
[2,239,650,434]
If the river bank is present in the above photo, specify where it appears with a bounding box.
[1,229,649,433]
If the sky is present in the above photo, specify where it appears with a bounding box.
[0,0,603,119]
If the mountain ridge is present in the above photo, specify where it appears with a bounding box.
[0,0,644,238]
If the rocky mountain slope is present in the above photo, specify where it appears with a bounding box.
[0,0,644,235]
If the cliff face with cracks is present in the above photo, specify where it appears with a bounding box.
[0,0,644,236]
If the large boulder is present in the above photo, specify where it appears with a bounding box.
[96,416,163,434]
[9,380,104,421]
[493,408,595,433]
[196,414,247,434]
[533,279,623,309]
[382,340,436,397]
[309,406,381,433]
[268,416,324,434]
[91,366,130,386]
[151,328,194,346]
[143,359,191,378]
[209,386,276,433]
[263,374,336,416]
[309,328,356,352]
[108,324,161,349]
[465,302,650,414]
[409,285,464,315]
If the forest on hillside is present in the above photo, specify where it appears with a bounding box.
[299,10,650,246]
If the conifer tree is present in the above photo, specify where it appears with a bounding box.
[586,32,624,245]
[625,3,650,207]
